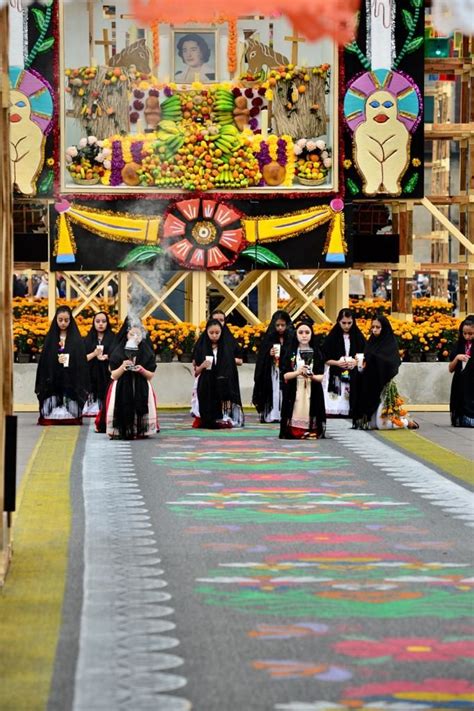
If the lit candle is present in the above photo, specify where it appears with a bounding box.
[260,108,269,139]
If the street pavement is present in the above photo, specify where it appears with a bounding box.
[6,412,474,709]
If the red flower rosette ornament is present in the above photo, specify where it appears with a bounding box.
[161,198,246,270]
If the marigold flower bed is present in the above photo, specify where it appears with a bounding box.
[12,298,460,362]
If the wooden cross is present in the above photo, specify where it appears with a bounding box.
[94,28,114,64]
[284,28,306,65]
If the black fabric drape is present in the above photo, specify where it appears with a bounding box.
[279,331,326,439]
[449,318,474,426]
[35,306,89,411]
[108,325,157,439]
[83,313,115,403]
[252,311,293,418]
[194,330,242,428]
[353,315,400,421]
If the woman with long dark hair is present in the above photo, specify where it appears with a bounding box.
[192,318,244,429]
[83,311,115,417]
[35,305,89,425]
[279,318,326,439]
[322,308,366,417]
[252,310,293,423]
[449,315,474,427]
[352,315,416,429]
[105,319,158,439]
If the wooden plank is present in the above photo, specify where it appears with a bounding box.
[424,58,472,74]
[421,197,474,253]
[425,123,474,140]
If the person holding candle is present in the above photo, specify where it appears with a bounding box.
[321,308,366,417]
[191,318,244,429]
[105,319,158,439]
[279,317,326,439]
[35,306,89,425]
[352,315,417,430]
[449,315,474,427]
[82,311,115,418]
[252,310,293,423]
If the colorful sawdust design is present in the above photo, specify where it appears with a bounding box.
[153,415,474,708]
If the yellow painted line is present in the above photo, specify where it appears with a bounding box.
[377,429,474,486]
[0,427,80,711]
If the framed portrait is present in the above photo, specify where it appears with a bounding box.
[172,29,218,84]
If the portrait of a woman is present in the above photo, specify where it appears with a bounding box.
[174,32,216,83]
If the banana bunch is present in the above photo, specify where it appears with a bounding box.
[215,168,248,188]
[214,125,242,154]
[213,88,235,126]
[160,95,182,121]
[153,121,185,160]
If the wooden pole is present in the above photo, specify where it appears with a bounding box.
[0,3,13,581]
[87,0,95,66]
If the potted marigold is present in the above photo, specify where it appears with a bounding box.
[175,323,197,362]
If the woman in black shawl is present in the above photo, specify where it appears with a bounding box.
[105,319,158,439]
[82,311,115,417]
[192,318,244,429]
[449,315,474,427]
[35,305,89,425]
[279,318,326,439]
[321,308,366,417]
[353,315,415,429]
[252,310,293,423]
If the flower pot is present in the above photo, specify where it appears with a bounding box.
[179,353,193,363]
[159,351,173,362]
[246,353,258,364]
[409,352,422,362]
[425,351,438,362]
[17,352,31,363]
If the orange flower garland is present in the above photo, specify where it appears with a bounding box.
[227,18,237,74]
[151,22,159,67]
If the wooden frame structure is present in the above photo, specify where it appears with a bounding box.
[54,268,348,326]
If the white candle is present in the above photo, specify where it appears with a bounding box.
[260,108,269,139]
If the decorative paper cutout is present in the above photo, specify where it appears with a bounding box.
[9,66,53,196]
[344,69,420,196]
[343,0,423,197]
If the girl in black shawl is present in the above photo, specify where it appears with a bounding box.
[252,310,293,423]
[353,315,415,429]
[35,306,89,425]
[105,319,158,439]
[449,316,474,427]
[279,318,326,439]
[83,311,115,417]
[209,308,243,363]
[192,318,244,429]
[322,308,366,417]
